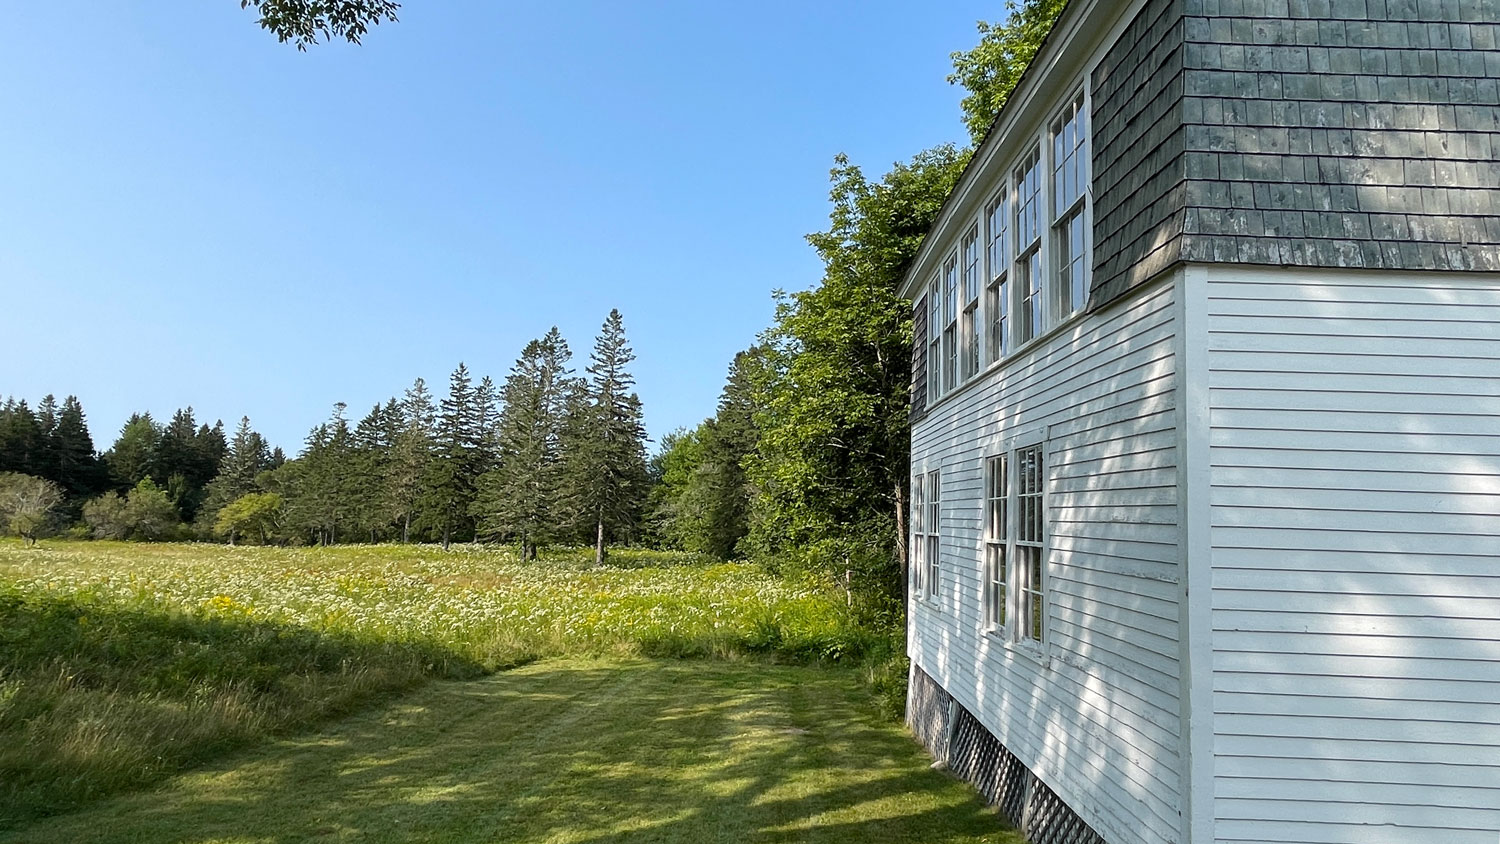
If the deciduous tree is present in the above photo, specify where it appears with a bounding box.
[949,0,1069,144]
[748,147,967,605]
[241,0,399,49]
[0,473,63,545]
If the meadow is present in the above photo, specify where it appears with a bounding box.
[0,540,895,830]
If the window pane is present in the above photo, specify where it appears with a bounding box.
[963,305,979,379]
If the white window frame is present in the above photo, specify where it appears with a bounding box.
[926,277,941,405]
[941,256,959,394]
[911,472,925,597]
[984,190,1010,366]
[925,469,941,603]
[1050,88,1090,321]
[983,453,1008,635]
[960,226,981,381]
[1013,443,1046,645]
[1013,148,1044,347]
[913,77,1092,403]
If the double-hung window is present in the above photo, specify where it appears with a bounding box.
[1052,91,1089,318]
[942,257,959,393]
[1013,150,1043,345]
[925,470,941,601]
[984,191,1010,364]
[960,228,981,380]
[927,278,942,405]
[983,455,1008,633]
[1015,444,1045,643]
[911,474,925,596]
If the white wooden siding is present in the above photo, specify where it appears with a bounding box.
[1203,266,1500,844]
[909,275,1182,844]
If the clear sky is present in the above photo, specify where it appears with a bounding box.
[1,1,998,455]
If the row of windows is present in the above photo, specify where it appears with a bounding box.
[914,443,1047,646]
[924,90,1091,406]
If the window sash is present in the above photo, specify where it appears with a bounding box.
[1056,208,1088,318]
[984,454,1008,632]
[1051,89,1089,321]
[961,302,980,380]
[1014,445,1044,643]
[925,470,941,600]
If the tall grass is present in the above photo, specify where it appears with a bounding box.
[0,540,879,826]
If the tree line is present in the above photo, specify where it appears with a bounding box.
[1,310,649,562]
[647,0,1066,613]
[5,0,1064,608]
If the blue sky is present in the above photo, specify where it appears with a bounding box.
[1,1,997,454]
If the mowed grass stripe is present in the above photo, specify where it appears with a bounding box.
[1,659,1015,844]
[0,541,890,824]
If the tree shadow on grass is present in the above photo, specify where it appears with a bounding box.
[0,589,486,829]
[3,659,1019,844]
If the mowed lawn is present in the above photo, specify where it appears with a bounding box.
[0,541,1015,842]
[3,658,1012,844]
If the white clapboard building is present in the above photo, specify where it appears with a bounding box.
[901,1,1500,843]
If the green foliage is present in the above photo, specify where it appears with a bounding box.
[648,348,761,559]
[387,378,435,543]
[418,365,489,549]
[0,396,107,506]
[122,479,183,541]
[240,0,400,49]
[748,147,968,604]
[472,328,574,559]
[949,0,1070,144]
[81,492,130,540]
[103,413,160,490]
[197,416,275,535]
[0,473,64,545]
[213,492,283,545]
[559,310,649,564]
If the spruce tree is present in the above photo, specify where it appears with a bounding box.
[290,404,354,545]
[351,402,395,542]
[51,396,107,499]
[0,399,44,476]
[388,378,435,543]
[199,416,273,534]
[472,327,574,559]
[559,310,648,565]
[104,413,161,490]
[419,364,486,549]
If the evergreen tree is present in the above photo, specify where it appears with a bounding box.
[0,399,43,477]
[388,378,435,543]
[419,364,486,549]
[32,395,60,482]
[350,402,395,542]
[472,328,574,559]
[696,348,761,558]
[104,413,161,490]
[559,310,648,565]
[647,348,761,558]
[151,408,225,520]
[50,396,107,499]
[199,416,273,534]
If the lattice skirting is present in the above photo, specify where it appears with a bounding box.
[907,664,1108,844]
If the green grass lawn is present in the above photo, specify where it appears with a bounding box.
[1,658,1013,843]
[0,540,1009,842]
